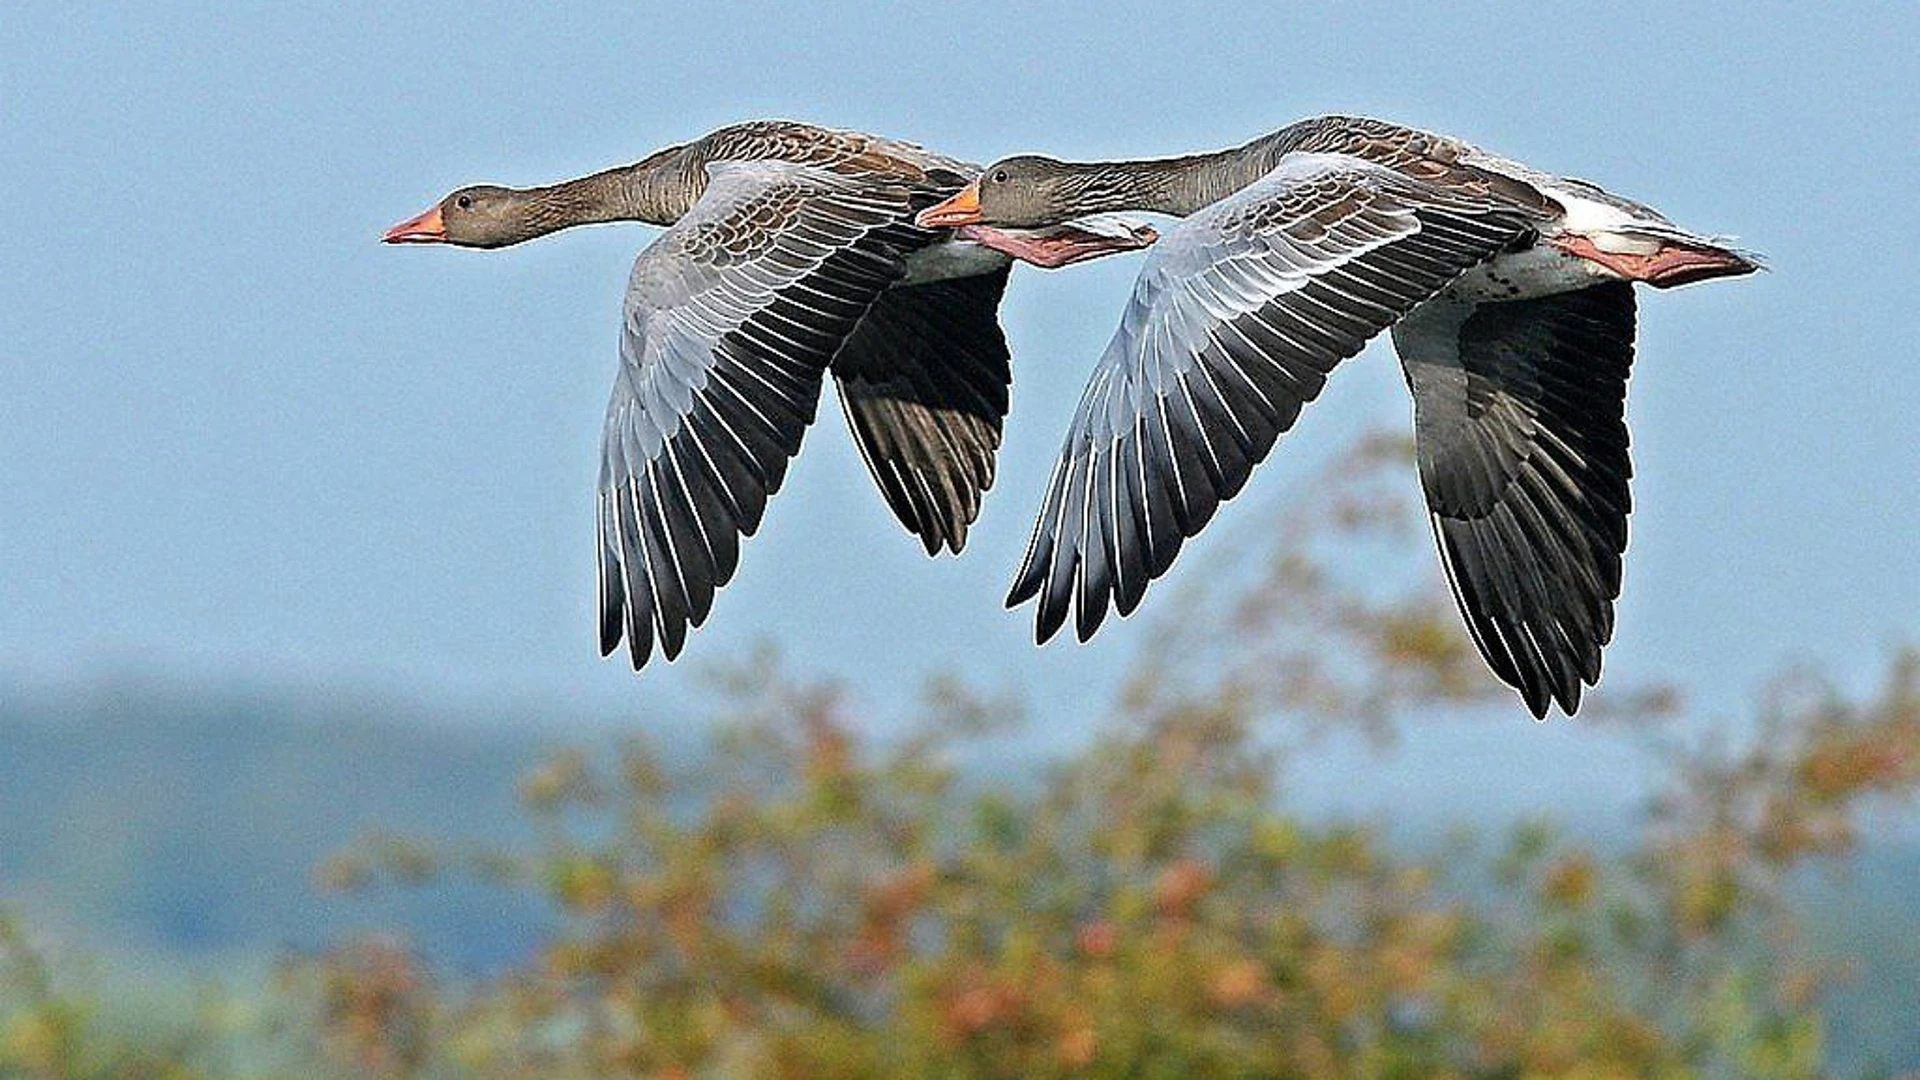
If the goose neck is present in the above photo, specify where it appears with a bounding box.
[1060,146,1266,218]
[516,144,697,235]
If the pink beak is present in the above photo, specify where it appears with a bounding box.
[382,205,446,244]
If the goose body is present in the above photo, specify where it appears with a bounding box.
[386,121,1154,670]
[918,115,1760,717]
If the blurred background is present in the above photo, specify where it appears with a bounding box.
[3,1,1917,1076]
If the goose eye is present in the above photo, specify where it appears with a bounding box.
[455,194,474,210]
[991,170,1008,184]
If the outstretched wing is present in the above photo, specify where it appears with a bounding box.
[599,161,914,668]
[1009,152,1539,643]
[832,267,1014,555]
[1394,281,1637,717]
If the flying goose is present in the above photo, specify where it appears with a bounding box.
[918,115,1759,716]
[386,120,1155,669]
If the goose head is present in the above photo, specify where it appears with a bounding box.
[384,185,554,249]
[918,156,1099,230]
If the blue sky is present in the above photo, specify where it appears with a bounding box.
[4,0,1916,755]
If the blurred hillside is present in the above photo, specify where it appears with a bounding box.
[5,682,1919,990]
[0,683,572,973]
[3,440,1917,1077]
[9,661,1917,1076]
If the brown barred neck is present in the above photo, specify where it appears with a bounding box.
[511,143,699,231]
[1042,130,1306,218]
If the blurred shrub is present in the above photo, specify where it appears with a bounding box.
[7,438,1917,1078]
[1,912,231,1079]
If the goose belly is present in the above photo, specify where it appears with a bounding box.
[1447,240,1619,302]
[902,238,1010,285]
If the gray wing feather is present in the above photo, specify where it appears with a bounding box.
[1395,281,1636,717]
[1009,152,1537,644]
[599,161,912,668]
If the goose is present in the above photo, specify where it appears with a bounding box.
[385,120,1155,670]
[917,115,1760,717]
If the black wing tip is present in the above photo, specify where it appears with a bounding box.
[1506,664,1598,720]
[913,520,967,558]
[624,625,653,672]
[659,618,689,663]
[1032,596,1070,646]
[1024,582,1129,646]
[1552,682,1584,718]
[604,617,689,672]
[1073,590,1114,644]
[1006,566,1043,610]
[1002,582,1064,646]
[599,605,625,659]
[1520,683,1553,720]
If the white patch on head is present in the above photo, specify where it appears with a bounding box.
[1586,231,1663,255]
[1540,183,1666,255]
[1550,187,1639,233]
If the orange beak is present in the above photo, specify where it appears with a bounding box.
[915,183,984,228]
[382,205,447,244]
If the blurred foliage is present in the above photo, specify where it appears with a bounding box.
[5,438,1918,1079]
[0,913,241,1079]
